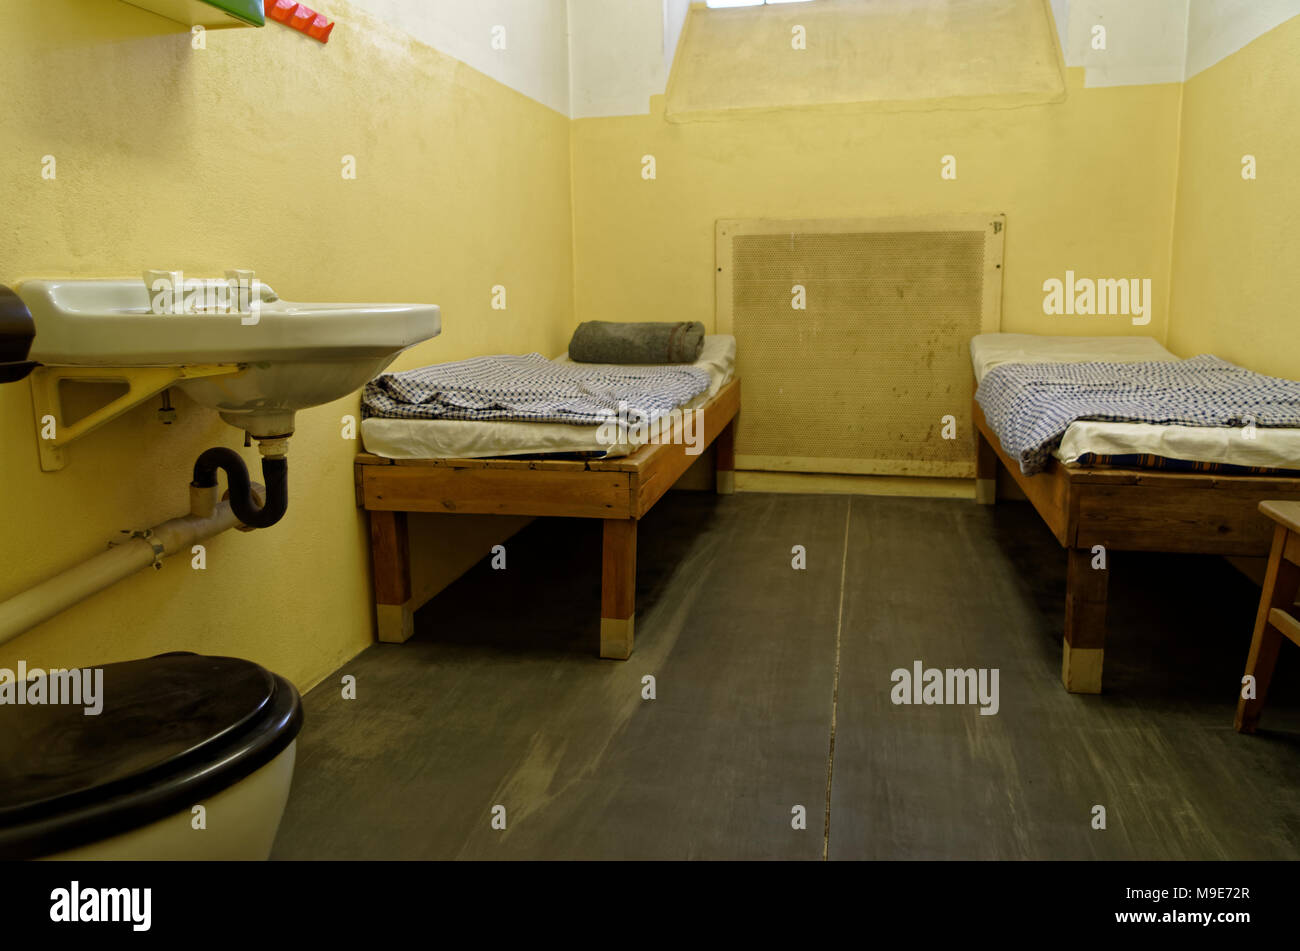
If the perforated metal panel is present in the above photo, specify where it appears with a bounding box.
[716,216,1005,477]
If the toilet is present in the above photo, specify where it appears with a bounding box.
[0,652,303,860]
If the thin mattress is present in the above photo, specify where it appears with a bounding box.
[361,334,736,460]
[970,333,1300,470]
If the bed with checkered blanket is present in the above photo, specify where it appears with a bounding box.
[355,354,742,662]
[975,355,1300,475]
[362,352,712,426]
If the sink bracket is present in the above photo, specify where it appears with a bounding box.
[30,364,244,471]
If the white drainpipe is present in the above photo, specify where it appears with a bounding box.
[0,482,262,648]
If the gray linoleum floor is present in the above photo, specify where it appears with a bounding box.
[272,491,1300,860]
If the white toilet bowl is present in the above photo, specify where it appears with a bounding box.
[0,653,303,860]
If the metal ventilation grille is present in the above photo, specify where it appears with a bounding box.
[717,216,1005,478]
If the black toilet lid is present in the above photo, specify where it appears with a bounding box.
[0,653,302,859]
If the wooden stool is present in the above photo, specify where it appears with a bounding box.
[1235,500,1300,733]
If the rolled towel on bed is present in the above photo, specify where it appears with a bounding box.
[568,321,705,365]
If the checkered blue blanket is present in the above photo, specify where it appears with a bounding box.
[362,353,712,424]
[976,355,1300,474]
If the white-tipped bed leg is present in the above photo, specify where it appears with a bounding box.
[370,510,415,643]
[1062,547,1108,694]
[715,416,737,496]
[975,425,998,505]
[376,603,416,644]
[600,615,635,660]
[601,518,637,659]
[1061,641,1104,694]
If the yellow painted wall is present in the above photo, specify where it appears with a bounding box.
[571,69,1183,340]
[0,0,573,688]
[1168,15,1300,378]
[3,0,1290,694]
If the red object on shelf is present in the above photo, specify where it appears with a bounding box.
[267,1,334,43]
[267,0,296,22]
[307,16,334,42]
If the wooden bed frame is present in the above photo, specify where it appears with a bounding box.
[355,379,740,659]
[974,399,1300,694]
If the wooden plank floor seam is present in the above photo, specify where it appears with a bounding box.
[823,497,853,860]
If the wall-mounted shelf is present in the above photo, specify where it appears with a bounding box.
[119,0,265,28]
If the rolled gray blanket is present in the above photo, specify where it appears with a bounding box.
[568,321,705,365]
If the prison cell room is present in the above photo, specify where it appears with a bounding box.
[2,0,1300,903]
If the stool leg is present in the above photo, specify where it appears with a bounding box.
[1236,525,1300,733]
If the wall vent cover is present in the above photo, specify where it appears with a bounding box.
[716,215,1005,478]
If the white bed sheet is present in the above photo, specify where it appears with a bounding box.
[360,334,736,460]
[970,332,1178,385]
[970,333,1300,471]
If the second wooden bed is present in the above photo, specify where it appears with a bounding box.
[974,399,1300,694]
[355,379,740,659]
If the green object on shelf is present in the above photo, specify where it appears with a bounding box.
[119,0,265,28]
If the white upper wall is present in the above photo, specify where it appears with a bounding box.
[568,0,667,118]
[1185,0,1300,77]
[346,0,572,115]
[664,0,692,74]
[347,0,1300,118]
[1062,0,1190,87]
[1058,0,1300,85]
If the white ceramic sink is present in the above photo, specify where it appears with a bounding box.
[18,278,440,437]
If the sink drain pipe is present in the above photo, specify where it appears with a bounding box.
[191,444,289,530]
[0,443,288,649]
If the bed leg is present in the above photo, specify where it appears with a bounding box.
[601,517,637,659]
[975,426,997,505]
[1236,526,1300,733]
[1062,547,1107,694]
[370,510,415,644]
[715,415,736,495]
